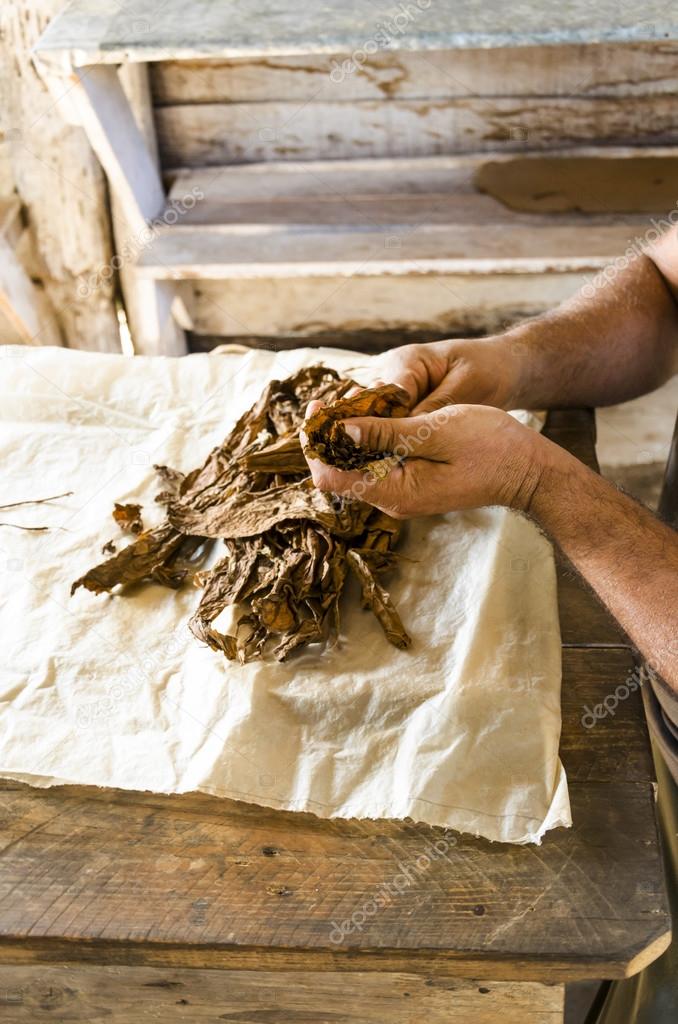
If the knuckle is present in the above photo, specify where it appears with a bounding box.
[373,421,395,451]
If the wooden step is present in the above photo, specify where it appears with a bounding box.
[134,148,674,341]
[137,224,644,280]
[34,1,676,68]
[138,151,672,281]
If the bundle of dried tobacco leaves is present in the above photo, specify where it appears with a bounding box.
[72,367,412,662]
[303,383,409,469]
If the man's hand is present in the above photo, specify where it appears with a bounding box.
[302,404,542,518]
[358,337,519,413]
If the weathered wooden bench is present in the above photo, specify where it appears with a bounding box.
[33,1,678,354]
[0,409,669,1023]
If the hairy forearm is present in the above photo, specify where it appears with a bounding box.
[526,434,678,693]
[499,253,678,409]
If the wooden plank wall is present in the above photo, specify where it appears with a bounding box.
[151,43,678,167]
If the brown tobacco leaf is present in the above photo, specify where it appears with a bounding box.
[113,502,144,534]
[240,434,307,475]
[153,464,186,508]
[347,549,411,650]
[72,367,412,661]
[170,478,374,540]
[302,383,410,470]
[72,524,187,595]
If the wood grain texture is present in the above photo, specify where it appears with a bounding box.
[556,561,626,646]
[559,649,652,782]
[154,94,678,166]
[150,43,678,104]
[112,63,188,356]
[143,151,671,344]
[0,236,54,346]
[0,0,120,352]
[0,777,667,980]
[142,153,657,282]
[33,0,678,65]
[69,64,185,357]
[164,150,678,219]
[183,271,588,340]
[0,964,564,1023]
[137,224,645,279]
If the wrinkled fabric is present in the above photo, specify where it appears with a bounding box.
[0,345,570,843]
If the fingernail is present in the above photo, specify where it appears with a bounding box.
[343,423,362,444]
[305,399,323,418]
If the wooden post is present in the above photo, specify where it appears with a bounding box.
[115,63,190,356]
[0,0,121,351]
[34,58,187,356]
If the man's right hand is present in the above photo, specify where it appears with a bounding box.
[359,337,520,414]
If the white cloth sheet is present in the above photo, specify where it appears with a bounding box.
[0,345,570,843]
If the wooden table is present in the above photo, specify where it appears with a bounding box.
[0,410,670,1023]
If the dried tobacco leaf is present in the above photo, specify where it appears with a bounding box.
[302,383,410,470]
[72,368,413,661]
[112,502,144,534]
[240,435,308,475]
[153,464,185,508]
[71,524,187,595]
[347,549,411,650]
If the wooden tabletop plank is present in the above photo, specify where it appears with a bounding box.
[559,649,652,782]
[0,773,667,981]
[556,559,627,646]
[0,963,566,1024]
[34,0,678,66]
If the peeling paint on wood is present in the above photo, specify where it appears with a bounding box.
[155,95,678,166]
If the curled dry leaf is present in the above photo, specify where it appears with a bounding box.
[71,367,412,662]
[112,502,144,534]
[302,383,409,470]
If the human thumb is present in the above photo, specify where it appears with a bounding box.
[342,415,425,458]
